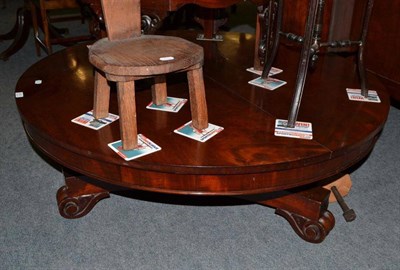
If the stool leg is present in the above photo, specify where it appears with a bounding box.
[93,70,110,119]
[187,67,208,130]
[151,75,168,105]
[117,81,138,150]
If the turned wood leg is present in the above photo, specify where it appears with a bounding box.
[57,173,110,219]
[242,186,335,243]
[187,67,208,130]
[117,81,138,150]
[93,70,110,119]
[196,8,215,40]
[151,75,168,105]
[194,7,227,40]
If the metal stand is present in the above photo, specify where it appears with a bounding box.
[256,0,375,128]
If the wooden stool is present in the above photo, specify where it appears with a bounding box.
[88,0,208,150]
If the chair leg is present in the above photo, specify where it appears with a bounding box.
[117,81,138,150]
[93,70,110,118]
[151,75,168,105]
[39,4,52,54]
[187,67,208,130]
[29,1,41,56]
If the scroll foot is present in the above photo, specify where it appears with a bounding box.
[242,185,335,243]
[276,209,335,243]
[56,174,110,219]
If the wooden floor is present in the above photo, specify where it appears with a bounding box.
[15,31,390,242]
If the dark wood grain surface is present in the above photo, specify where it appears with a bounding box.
[15,31,390,195]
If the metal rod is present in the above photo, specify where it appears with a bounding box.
[262,0,283,79]
[286,0,319,128]
[320,40,361,48]
[279,31,303,43]
[260,1,272,68]
[358,0,374,97]
[331,186,356,222]
[309,0,326,66]
[313,0,325,44]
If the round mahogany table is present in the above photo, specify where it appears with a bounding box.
[15,31,390,243]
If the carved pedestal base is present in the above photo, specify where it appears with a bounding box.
[56,173,110,219]
[242,186,335,243]
[56,171,335,242]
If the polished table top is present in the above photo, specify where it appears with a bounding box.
[15,31,390,195]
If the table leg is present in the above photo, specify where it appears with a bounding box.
[0,7,31,61]
[240,186,335,243]
[56,171,110,219]
[195,7,226,41]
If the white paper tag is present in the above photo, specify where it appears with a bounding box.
[346,88,381,103]
[274,119,313,140]
[35,80,42,85]
[146,96,187,113]
[108,134,161,161]
[71,110,119,130]
[248,76,287,91]
[246,67,283,76]
[15,92,24,98]
[159,56,174,61]
[174,121,224,143]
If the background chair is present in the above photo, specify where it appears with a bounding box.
[29,0,95,55]
[89,0,209,150]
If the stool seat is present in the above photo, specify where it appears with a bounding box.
[89,35,204,78]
